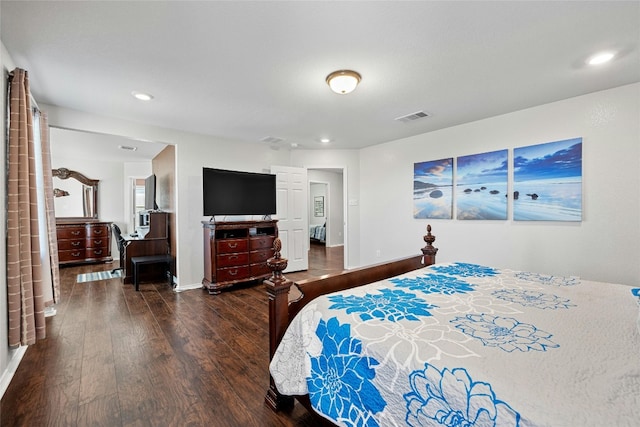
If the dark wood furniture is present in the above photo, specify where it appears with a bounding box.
[264,225,438,417]
[56,220,112,265]
[202,220,278,294]
[123,212,170,285]
[131,254,173,291]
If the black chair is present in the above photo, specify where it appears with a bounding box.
[111,223,128,274]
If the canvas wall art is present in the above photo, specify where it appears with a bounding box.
[513,137,582,221]
[413,158,453,219]
[456,149,508,220]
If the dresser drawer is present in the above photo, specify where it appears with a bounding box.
[87,237,109,248]
[250,262,271,278]
[249,235,275,250]
[88,225,109,237]
[249,249,274,264]
[216,252,249,268]
[86,247,109,259]
[57,226,86,239]
[216,239,248,254]
[58,249,86,262]
[216,265,250,282]
[58,239,85,251]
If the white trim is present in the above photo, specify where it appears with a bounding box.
[0,346,28,399]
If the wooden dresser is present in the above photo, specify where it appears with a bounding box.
[202,220,277,294]
[56,220,113,265]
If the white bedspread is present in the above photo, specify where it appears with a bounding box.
[270,262,640,426]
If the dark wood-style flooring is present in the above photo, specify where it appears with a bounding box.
[1,243,344,426]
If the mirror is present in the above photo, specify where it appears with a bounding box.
[52,168,99,220]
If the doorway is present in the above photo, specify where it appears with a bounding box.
[307,168,345,270]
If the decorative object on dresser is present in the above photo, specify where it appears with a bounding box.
[202,219,278,294]
[53,168,113,266]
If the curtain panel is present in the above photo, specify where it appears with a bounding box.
[7,68,46,346]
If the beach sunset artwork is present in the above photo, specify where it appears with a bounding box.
[414,158,453,219]
[456,149,508,220]
[513,137,582,221]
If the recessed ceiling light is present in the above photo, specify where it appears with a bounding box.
[587,51,615,66]
[320,138,331,144]
[131,91,154,101]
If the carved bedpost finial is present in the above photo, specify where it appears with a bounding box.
[421,224,438,263]
[267,238,288,280]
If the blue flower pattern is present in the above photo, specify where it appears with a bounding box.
[451,313,559,352]
[328,288,437,321]
[430,262,499,277]
[282,264,579,425]
[308,317,386,426]
[493,289,574,309]
[391,274,476,295]
[404,363,521,426]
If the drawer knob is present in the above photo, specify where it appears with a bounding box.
[94,240,102,245]
[228,243,238,249]
[94,250,103,255]
[94,229,103,235]
[71,231,81,236]
[71,241,81,247]
[229,269,238,276]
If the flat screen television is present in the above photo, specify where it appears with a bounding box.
[144,174,158,211]
[203,167,277,217]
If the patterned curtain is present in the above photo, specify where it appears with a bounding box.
[6,68,52,346]
[39,111,61,305]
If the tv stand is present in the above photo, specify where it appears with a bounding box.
[202,219,278,294]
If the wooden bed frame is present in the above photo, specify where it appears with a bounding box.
[264,225,438,416]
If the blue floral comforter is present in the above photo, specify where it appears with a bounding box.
[270,262,640,426]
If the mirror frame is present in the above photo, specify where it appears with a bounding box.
[52,167,99,220]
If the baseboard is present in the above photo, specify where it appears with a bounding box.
[173,282,203,293]
[0,345,27,399]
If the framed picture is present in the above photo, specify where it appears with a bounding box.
[314,196,324,217]
[513,137,582,221]
[456,149,508,220]
[413,158,453,219]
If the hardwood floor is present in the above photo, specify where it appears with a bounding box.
[1,244,344,426]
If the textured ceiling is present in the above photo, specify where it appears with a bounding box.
[2,1,639,155]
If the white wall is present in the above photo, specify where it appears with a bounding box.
[359,83,640,286]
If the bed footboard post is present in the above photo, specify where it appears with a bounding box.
[264,238,295,411]
[421,224,438,266]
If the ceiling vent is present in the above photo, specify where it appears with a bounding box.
[394,111,431,123]
[260,136,284,144]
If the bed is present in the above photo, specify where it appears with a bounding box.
[310,223,326,244]
[264,226,640,426]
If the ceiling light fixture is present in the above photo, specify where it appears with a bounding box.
[587,51,615,66]
[118,145,137,151]
[326,70,361,94]
[131,91,154,101]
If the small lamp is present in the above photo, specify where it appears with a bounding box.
[326,70,361,94]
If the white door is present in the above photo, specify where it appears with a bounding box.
[271,166,308,273]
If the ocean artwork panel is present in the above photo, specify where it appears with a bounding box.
[456,149,508,220]
[513,138,582,221]
[414,158,453,219]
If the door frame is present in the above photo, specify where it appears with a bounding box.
[305,166,348,270]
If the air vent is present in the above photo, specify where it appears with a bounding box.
[260,136,284,144]
[394,111,431,123]
[118,145,137,151]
